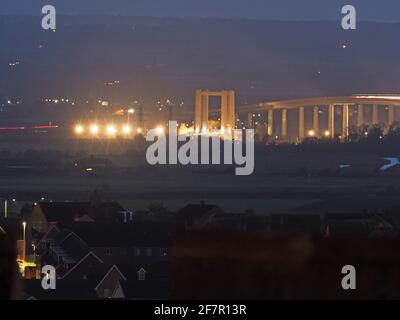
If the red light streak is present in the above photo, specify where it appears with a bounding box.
[0,127,25,131]
[31,125,59,129]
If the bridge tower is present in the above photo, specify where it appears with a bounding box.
[194,90,235,135]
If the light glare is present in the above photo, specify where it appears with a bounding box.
[107,125,117,136]
[123,125,131,134]
[75,125,84,134]
[90,125,99,135]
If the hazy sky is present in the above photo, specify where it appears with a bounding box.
[1,0,400,22]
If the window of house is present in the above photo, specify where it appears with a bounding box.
[160,248,168,257]
[138,269,146,281]
[134,247,141,256]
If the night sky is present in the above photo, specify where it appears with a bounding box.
[0,0,400,22]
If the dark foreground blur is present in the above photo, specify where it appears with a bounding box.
[173,231,400,299]
[0,234,19,299]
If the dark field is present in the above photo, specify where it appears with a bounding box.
[1,134,400,214]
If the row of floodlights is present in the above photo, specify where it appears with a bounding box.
[74,124,166,137]
[74,124,144,137]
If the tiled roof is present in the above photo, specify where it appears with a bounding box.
[61,222,173,247]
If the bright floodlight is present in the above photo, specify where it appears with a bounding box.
[156,126,164,134]
[128,108,135,114]
[106,125,117,136]
[75,125,84,134]
[122,125,131,134]
[137,128,143,134]
[90,124,99,135]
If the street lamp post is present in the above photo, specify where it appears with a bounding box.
[4,199,7,218]
[22,221,26,276]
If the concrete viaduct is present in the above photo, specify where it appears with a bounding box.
[195,91,400,140]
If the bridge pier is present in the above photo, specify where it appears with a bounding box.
[328,104,335,138]
[372,104,379,126]
[388,106,395,127]
[267,110,274,136]
[357,104,364,127]
[313,106,319,137]
[228,91,235,131]
[195,90,202,133]
[247,113,253,129]
[298,106,305,140]
[221,91,228,132]
[201,93,209,133]
[342,104,349,139]
[281,109,287,138]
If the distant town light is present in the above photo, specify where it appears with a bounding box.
[128,108,135,114]
[308,130,315,137]
[137,128,143,134]
[324,130,330,137]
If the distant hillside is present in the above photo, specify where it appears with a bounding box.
[1,16,400,106]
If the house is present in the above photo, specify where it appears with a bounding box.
[61,262,125,299]
[117,262,170,281]
[22,279,98,300]
[39,229,102,277]
[118,279,171,300]
[173,202,224,229]
[26,201,130,234]
[368,214,398,237]
[269,213,323,234]
[28,202,91,233]
[88,263,171,299]
[60,260,170,299]
[112,262,171,300]
[210,213,247,231]
[321,213,375,237]
[62,222,173,264]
